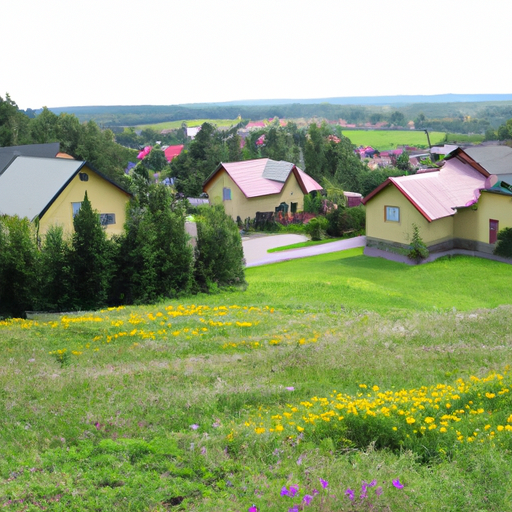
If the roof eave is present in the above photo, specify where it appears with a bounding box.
[202,162,224,189]
[37,161,88,221]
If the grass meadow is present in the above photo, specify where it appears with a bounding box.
[2,250,512,511]
[340,130,446,150]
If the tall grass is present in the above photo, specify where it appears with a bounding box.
[2,253,512,510]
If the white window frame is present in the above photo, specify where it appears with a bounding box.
[385,206,400,222]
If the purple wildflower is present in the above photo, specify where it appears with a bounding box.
[190,424,199,430]
[289,506,299,512]
[345,489,355,501]
[303,494,314,505]
[392,479,404,489]
[286,386,295,391]
[320,478,329,489]
[281,485,299,498]
[248,506,258,512]
[312,489,319,496]
[369,479,377,487]
[375,486,383,496]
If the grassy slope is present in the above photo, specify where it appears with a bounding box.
[2,252,512,511]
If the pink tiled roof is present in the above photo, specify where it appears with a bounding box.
[207,158,323,198]
[164,144,184,162]
[296,167,324,194]
[367,157,487,221]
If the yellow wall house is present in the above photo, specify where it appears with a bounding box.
[203,158,323,221]
[362,147,512,256]
[0,156,132,237]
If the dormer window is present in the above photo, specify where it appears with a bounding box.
[79,172,89,182]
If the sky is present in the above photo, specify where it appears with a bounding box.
[3,0,511,110]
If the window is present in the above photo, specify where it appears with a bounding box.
[79,172,89,181]
[223,187,231,201]
[291,202,297,214]
[99,213,116,226]
[385,206,400,222]
[72,202,82,217]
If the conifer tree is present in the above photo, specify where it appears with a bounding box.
[69,191,110,310]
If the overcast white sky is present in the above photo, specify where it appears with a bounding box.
[3,0,511,110]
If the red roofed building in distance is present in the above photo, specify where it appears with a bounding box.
[164,145,184,162]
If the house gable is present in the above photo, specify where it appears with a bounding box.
[40,163,132,235]
[0,156,132,236]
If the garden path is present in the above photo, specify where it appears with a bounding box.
[242,234,366,267]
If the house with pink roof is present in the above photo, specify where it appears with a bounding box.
[164,144,184,162]
[203,158,323,221]
[362,147,512,256]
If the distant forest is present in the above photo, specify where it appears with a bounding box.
[31,95,512,134]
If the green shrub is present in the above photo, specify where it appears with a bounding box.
[303,192,323,214]
[193,204,246,292]
[37,225,73,312]
[326,205,366,237]
[0,215,39,318]
[494,227,512,258]
[408,223,429,262]
[304,216,328,241]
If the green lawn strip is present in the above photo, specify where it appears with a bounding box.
[267,238,343,253]
[2,254,512,510]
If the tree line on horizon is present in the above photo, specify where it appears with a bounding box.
[2,92,512,204]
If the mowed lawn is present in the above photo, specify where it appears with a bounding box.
[236,249,512,313]
[2,251,512,511]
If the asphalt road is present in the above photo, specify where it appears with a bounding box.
[242,234,366,267]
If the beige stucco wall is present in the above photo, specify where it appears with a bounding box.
[205,169,304,220]
[455,192,512,244]
[39,165,131,236]
[365,184,454,246]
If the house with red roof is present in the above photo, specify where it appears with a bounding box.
[203,158,323,221]
[362,147,512,256]
[164,144,184,162]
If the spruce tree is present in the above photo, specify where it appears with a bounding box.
[69,191,110,310]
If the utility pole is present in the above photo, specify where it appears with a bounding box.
[424,129,432,149]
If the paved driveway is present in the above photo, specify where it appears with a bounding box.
[242,234,366,267]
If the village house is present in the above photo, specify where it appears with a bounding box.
[203,158,323,221]
[0,154,132,237]
[362,146,512,257]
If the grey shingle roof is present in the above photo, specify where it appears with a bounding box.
[0,143,60,174]
[0,156,85,221]
[463,146,512,176]
[261,160,294,182]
